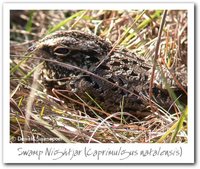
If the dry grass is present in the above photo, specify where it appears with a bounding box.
[10,10,188,143]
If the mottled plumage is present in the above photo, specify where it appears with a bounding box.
[30,30,187,114]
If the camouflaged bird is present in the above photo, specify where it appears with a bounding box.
[28,30,187,114]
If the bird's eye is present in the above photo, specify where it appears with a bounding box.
[53,46,70,57]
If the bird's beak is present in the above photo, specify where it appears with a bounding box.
[24,43,39,56]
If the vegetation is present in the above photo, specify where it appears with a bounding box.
[10,10,187,143]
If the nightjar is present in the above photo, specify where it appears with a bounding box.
[28,30,187,114]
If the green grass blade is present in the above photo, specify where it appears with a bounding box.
[138,10,163,30]
[22,62,44,81]
[157,121,177,143]
[157,106,188,143]
[170,106,188,143]
[85,92,104,112]
[47,10,85,34]
[25,11,34,32]
[10,57,29,75]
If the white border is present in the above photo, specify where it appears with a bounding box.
[3,2,194,164]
